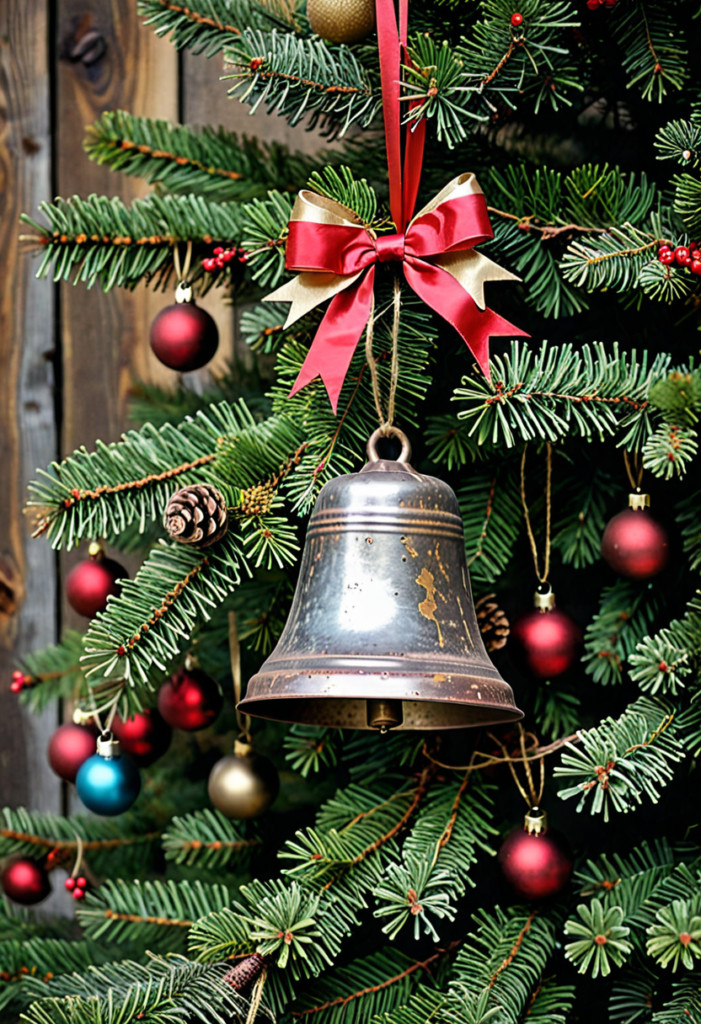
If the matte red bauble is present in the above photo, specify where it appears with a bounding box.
[1,858,52,905]
[157,667,222,731]
[150,299,219,372]
[112,708,172,766]
[66,546,126,619]
[601,495,668,580]
[47,721,98,783]
[498,808,572,901]
[512,591,581,679]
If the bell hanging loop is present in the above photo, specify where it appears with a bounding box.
[239,429,522,731]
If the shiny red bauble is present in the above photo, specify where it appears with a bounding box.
[601,508,669,580]
[512,607,581,679]
[47,721,98,783]
[149,302,219,372]
[112,708,172,766]
[1,858,52,905]
[498,826,572,901]
[157,668,222,731]
[66,555,126,618]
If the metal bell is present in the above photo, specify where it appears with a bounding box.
[239,428,522,732]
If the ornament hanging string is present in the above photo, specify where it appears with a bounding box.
[229,610,251,742]
[623,448,644,492]
[487,725,546,809]
[520,443,552,585]
[173,241,193,286]
[265,0,526,412]
[364,274,402,432]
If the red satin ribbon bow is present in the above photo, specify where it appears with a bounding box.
[264,0,526,413]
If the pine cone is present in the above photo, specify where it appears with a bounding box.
[475,593,510,652]
[164,483,228,548]
[223,953,267,991]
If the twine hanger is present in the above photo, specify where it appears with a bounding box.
[229,610,251,744]
[520,442,552,587]
[623,448,644,492]
[364,272,402,435]
[173,240,193,287]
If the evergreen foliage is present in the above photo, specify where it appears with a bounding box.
[8,0,701,1021]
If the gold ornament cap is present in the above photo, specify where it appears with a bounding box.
[307,0,375,44]
[533,584,556,613]
[88,540,104,560]
[524,806,548,836]
[628,491,650,511]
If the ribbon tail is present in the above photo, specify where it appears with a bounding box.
[289,268,376,413]
[404,260,529,380]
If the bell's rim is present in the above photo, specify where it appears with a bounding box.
[240,668,523,731]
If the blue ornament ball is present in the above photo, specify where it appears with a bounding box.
[76,751,141,816]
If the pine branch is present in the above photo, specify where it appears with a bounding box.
[287,948,439,1024]
[21,956,253,1024]
[189,879,353,981]
[628,593,701,698]
[138,0,300,55]
[583,581,661,687]
[85,111,322,203]
[447,905,560,1022]
[611,0,690,102]
[0,808,160,877]
[564,901,632,978]
[555,697,685,820]
[13,631,85,713]
[458,463,523,585]
[21,193,243,291]
[80,531,244,710]
[373,775,497,940]
[224,30,379,139]
[77,879,233,948]
[0,939,95,1014]
[162,808,261,868]
[453,340,667,450]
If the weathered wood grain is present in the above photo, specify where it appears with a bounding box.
[54,0,178,622]
[0,0,60,811]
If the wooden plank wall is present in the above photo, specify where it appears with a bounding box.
[0,1,327,814]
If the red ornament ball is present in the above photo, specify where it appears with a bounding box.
[601,508,669,580]
[66,555,126,619]
[498,824,572,901]
[157,668,222,731]
[510,12,523,26]
[512,607,581,679]
[2,858,51,905]
[150,302,219,372]
[48,721,98,783]
[112,708,172,767]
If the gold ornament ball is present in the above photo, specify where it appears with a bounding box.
[207,745,279,819]
[307,0,375,44]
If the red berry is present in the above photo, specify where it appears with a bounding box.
[64,877,76,891]
[238,250,248,263]
[72,888,85,900]
[76,876,87,888]
[603,0,617,7]
[586,0,601,9]
[691,260,701,276]
[202,258,215,272]
[659,252,675,265]
[213,247,224,255]
[675,246,691,265]
[10,681,21,693]
[510,12,523,26]
[692,249,701,260]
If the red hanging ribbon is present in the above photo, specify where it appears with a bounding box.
[266,0,527,412]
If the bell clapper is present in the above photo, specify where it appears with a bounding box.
[366,699,403,732]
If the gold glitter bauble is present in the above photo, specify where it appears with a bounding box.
[307,0,375,44]
[207,743,279,819]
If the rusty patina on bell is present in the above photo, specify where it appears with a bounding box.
[239,428,522,731]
